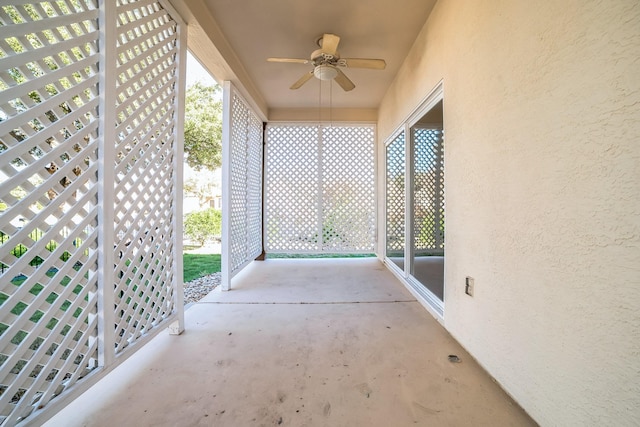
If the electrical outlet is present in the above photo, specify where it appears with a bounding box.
[465,276,474,296]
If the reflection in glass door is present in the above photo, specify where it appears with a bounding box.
[411,126,444,301]
[385,132,405,270]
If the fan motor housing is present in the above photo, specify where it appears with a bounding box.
[311,49,338,64]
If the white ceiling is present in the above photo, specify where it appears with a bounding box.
[182,0,437,111]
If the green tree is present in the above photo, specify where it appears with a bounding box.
[184,83,223,171]
[184,208,222,246]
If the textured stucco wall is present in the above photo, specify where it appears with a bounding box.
[377,1,640,425]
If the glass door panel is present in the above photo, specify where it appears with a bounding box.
[411,125,444,301]
[385,132,406,270]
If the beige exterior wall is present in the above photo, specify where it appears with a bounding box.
[377,1,640,425]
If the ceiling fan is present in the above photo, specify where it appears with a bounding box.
[267,33,386,92]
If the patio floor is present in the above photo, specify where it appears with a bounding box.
[46,258,535,426]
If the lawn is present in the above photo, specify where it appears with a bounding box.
[183,253,221,283]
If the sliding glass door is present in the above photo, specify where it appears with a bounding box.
[384,97,445,314]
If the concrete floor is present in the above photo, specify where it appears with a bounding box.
[46,259,535,427]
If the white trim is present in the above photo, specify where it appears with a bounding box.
[407,80,445,131]
[159,0,186,26]
[384,126,406,148]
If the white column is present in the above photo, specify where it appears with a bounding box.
[169,0,187,334]
[221,81,232,291]
[96,0,117,368]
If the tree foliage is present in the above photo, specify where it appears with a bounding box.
[184,82,223,171]
[184,208,222,246]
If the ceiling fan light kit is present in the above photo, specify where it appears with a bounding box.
[314,64,338,81]
[267,33,386,91]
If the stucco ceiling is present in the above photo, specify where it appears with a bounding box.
[176,0,436,113]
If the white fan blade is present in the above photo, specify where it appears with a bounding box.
[341,58,386,70]
[334,68,355,91]
[321,33,340,56]
[290,71,314,89]
[267,57,310,64]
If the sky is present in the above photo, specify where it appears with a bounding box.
[186,52,216,87]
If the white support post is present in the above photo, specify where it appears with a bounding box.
[373,125,380,255]
[317,125,324,252]
[262,124,269,256]
[221,81,232,291]
[169,1,187,335]
[97,0,117,368]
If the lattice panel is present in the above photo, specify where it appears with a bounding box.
[112,0,178,354]
[245,113,263,259]
[224,90,263,280]
[321,126,375,252]
[265,125,320,252]
[265,124,375,253]
[413,127,444,252]
[386,132,406,256]
[0,2,100,424]
[228,93,248,272]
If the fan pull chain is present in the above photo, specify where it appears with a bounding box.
[329,79,333,127]
[318,77,322,125]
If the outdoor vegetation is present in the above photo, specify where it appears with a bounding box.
[183,82,223,171]
[181,80,224,282]
[183,254,221,283]
[184,208,222,246]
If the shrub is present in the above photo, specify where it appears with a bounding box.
[184,208,222,246]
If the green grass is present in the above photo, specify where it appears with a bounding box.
[183,253,221,283]
[0,270,85,343]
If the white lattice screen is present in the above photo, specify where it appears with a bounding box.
[385,132,405,258]
[265,125,318,252]
[0,1,184,424]
[412,127,444,254]
[265,124,375,253]
[112,0,181,354]
[221,84,263,290]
